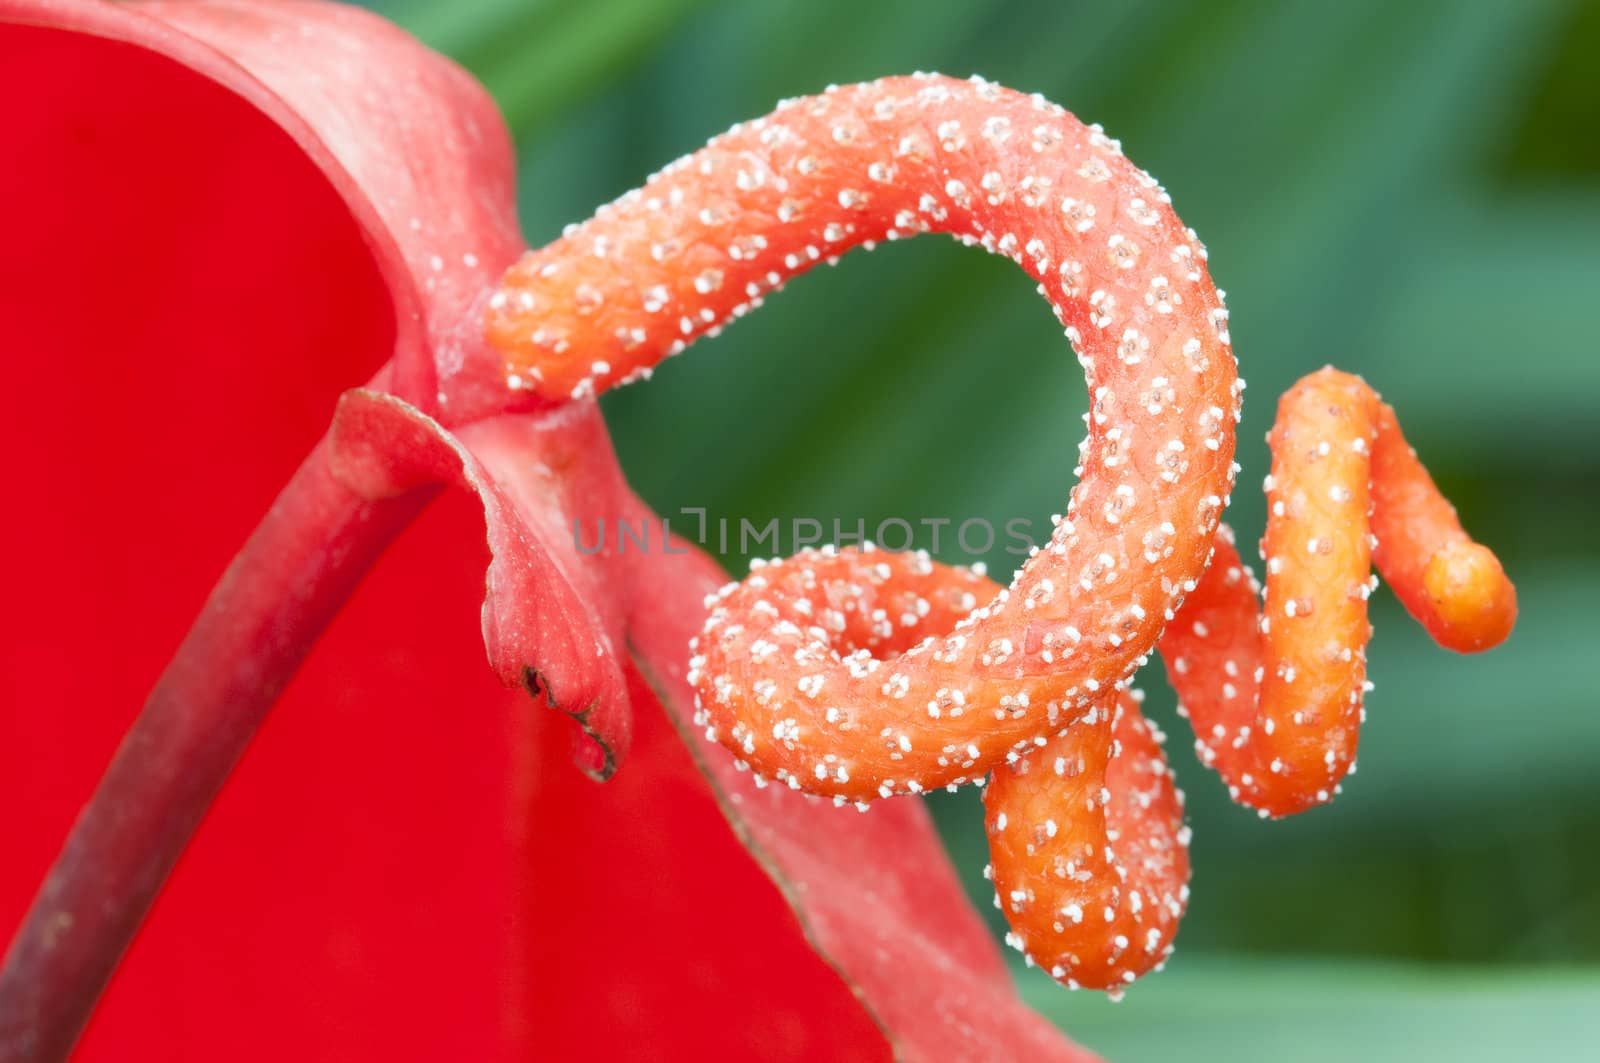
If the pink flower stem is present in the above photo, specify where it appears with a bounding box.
[0,434,435,1062]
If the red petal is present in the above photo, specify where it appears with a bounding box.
[3,3,1096,1056]
[522,661,893,1059]
[2,0,405,1019]
[625,537,1099,1062]
[1,0,526,411]
[9,466,892,1058]
[329,389,633,776]
[1,0,591,1053]
[137,0,532,417]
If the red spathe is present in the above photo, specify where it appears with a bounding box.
[0,3,1094,1059]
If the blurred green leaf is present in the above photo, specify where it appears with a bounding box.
[1352,199,1600,459]
[1020,959,1600,1063]
[376,0,710,137]
[355,0,1600,1032]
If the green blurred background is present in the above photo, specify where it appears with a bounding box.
[369,0,1598,1057]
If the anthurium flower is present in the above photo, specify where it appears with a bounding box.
[0,1,1097,1060]
[2,2,1517,1060]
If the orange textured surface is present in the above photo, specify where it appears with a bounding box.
[1162,369,1517,818]
[487,76,1515,995]
[986,689,1188,994]
[490,74,1239,798]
